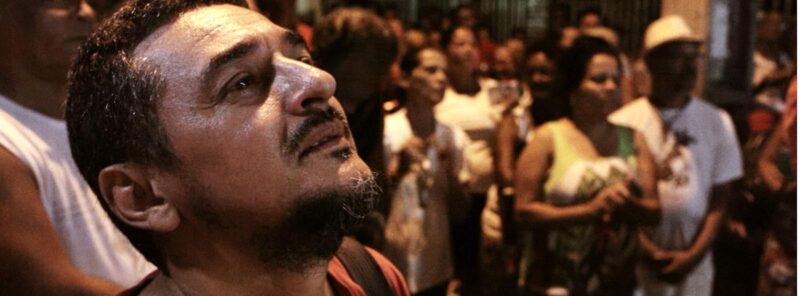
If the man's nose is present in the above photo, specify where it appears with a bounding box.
[74,0,97,23]
[603,78,617,91]
[277,57,337,115]
[435,69,448,84]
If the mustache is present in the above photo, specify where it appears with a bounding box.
[283,107,349,157]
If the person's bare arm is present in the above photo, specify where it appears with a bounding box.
[757,125,788,191]
[0,147,121,295]
[659,182,732,279]
[513,127,619,227]
[622,131,660,225]
[495,113,519,189]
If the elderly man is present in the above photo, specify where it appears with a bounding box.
[0,0,153,294]
[609,16,743,295]
[66,0,408,295]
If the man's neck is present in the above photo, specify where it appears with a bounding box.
[650,92,691,109]
[0,64,67,119]
[404,96,436,139]
[447,66,479,95]
[143,230,336,296]
[756,39,779,59]
[142,259,332,296]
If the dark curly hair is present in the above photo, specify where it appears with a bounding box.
[554,36,620,116]
[66,0,248,268]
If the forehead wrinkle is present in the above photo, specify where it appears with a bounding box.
[134,5,280,83]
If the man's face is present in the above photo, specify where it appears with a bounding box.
[647,41,699,95]
[408,49,448,106]
[579,13,601,31]
[492,47,516,80]
[758,12,784,42]
[328,47,386,114]
[559,27,579,49]
[526,51,554,99]
[447,27,479,71]
[11,0,96,81]
[456,7,477,28]
[133,5,375,268]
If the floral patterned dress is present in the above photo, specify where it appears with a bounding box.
[519,119,639,296]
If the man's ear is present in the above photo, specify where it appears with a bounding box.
[98,164,180,233]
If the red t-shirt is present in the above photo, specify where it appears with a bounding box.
[119,248,410,296]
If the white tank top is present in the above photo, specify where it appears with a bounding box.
[0,94,154,287]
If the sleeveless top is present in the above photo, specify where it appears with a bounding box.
[519,119,639,295]
[0,94,154,286]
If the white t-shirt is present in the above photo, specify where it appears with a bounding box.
[609,97,743,295]
[0,94,154,286]
[382,109,469,293]
[435,78,525,193]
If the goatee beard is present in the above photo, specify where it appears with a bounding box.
[251,172,381,272]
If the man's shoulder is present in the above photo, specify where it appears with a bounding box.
[0,105,45,185]
[363,247,410,295]
[117,271,160,296]
[0,143,37,194]
[0,95,66,168]
[686,97,728,117]
[608,97,657,127]
[685,97,736,132]
[329,243,410,296]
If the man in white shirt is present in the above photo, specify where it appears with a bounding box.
[0,0,153,294]
[609,15,743,296]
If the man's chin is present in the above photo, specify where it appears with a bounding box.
[251,172,380,272]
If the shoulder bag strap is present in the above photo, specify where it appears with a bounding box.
[336,236,394,296]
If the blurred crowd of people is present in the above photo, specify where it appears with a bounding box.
[313,3,796,296]
[0,0,795,295]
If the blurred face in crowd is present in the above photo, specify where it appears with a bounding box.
[758,11,784,43]
[403,29,428,50]
[408,49,448,106]
[559,26,579,49]
[579,13,602,31]
[456,7,477,28]
[130,5,375,267]
[647,41,699,98]
[505,39,525,63]
[1,0,97,82]
[330,46,388,113]
[526,51,554,99]
[573,53,621,115]
[492,46,517,80]
[447,27,479,72]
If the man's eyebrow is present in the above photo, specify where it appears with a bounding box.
[283,30,307,50]
[204,40,258,77]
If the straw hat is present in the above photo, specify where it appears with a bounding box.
[643,15,701,52]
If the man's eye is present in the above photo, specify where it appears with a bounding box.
[590,75,607,83]
[227,75,255,92]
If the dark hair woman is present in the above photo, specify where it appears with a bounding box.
[514,37,661,295]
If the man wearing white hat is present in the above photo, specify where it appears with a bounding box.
[609,15,743,295]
